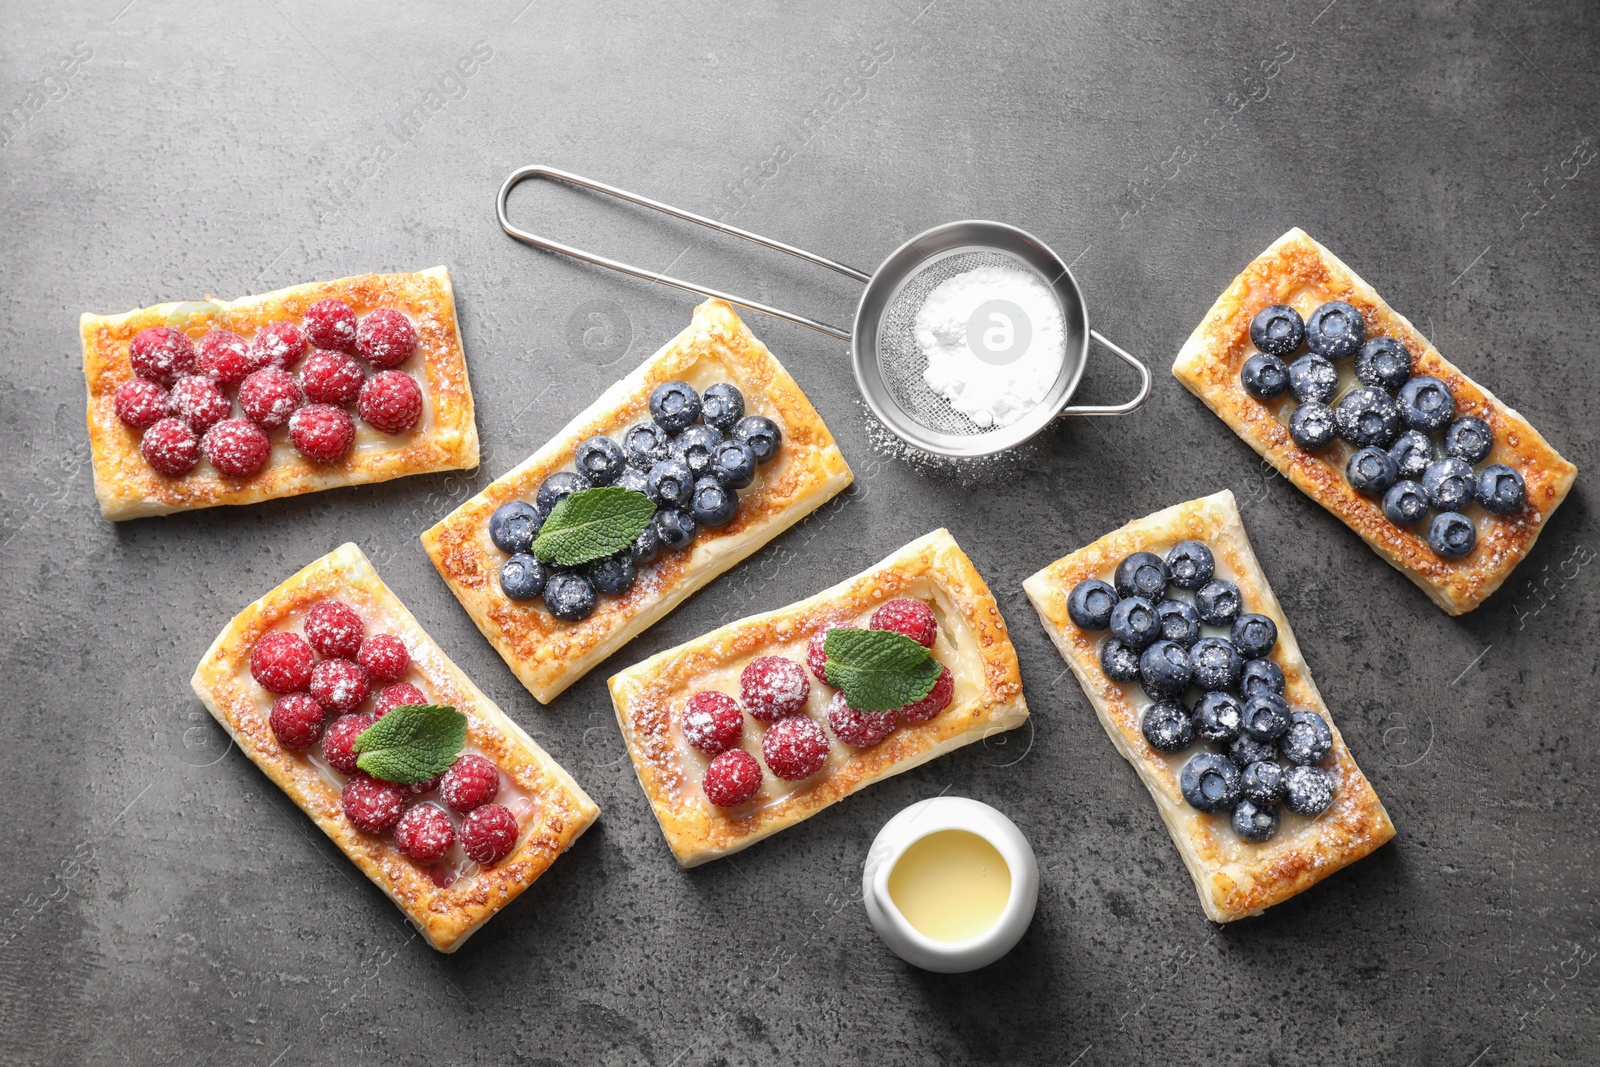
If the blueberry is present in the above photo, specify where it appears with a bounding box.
[1381,480,1429,526]
[573,435,627,486]
[1113,551,1169,600]
[1108,596,1160,650]
[622,422,672,470]
[1239,658,1286,699]
[1288,401,1337,450]
[535,471,591,513]
[499,553,548,601]
[1287,355,1339,404]
[1228,734,1278,768]
[1165,540,1215,590]
[1281,710,1333,766]
[1388,429,1434,480]
[1241,693,1291,742]
[700,382,745,433]
[1354,336,1412,393]
[1139,640,1192,699]
[1179,753,1242,813]
[689,475,739,528]
[1345,446,1398,497]
[1335,386,1402,448]
[1067,578,1119,631]
[1099,638,1142,682]
[649,380,702,433]
[654,507,698,551]
[1304,300,1365,359]
[586,553,637,595]
[1283,765,1335,816]
[1141,699,1195,754]
[1231,613,1277,660]
[1195,579,1241,626]
[1476,464,1526,516]
[1240,759,1286,805]
[614,467,650,495]
[1422,456,1475,511]
[733,415,782,464]
[672,424,724,480]
[1443,416,1493,465]
[645,458,695,509]
[710,440,757,490]
[1397,375,1455,434]
[543,572,596,622]
[1231,798,1280,842]
[1241,353,1290,399]
[488,500,544,554]
[630,520,662,566]
[1155,598,1201,647]
[1190,637,1243,692]
[1192,691,1243,744]
[1427,512,1477,559]
[1249,304,1306,357]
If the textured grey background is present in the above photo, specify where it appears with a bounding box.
[3,1,1597,1064]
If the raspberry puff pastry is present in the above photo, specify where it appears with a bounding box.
[1173,229,1576,615]
[1024,490,1394,922]
[423,299,853,704]
[609,529,1028,867]
[190,543,598,952]
[83,267,478,520]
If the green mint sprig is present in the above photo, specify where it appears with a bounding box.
[531,486,656,567]
[351,704,467,784]
[822,628,941,712]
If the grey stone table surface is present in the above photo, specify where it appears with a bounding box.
[3,0,1597,1063]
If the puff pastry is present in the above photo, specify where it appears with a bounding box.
[83,267,479,520]
[190,543,598,952]
[1023,490,1394,922]
[609,528,1029,866]
[423,299,853,704]
[1172,229,1576,615]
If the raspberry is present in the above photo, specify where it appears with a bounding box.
[201,418,271,477]
[394,802,456,863]
[357,371,423,434]
[167,375,231,433]
[237,367,303,430]
[357,634,409,682]
[826,692,898,747]
[303,600,364,658]
[342,772,405,834]
[870,598,938,648]
[304,298,359,352]
[113,378,168,429]
[196,329,253,386]
[140,417,200,476]
[760,715,830,781]
[322,712,374,774]
[249,320,308,370]
[250,631,315,693]
[806,624,843,683]
[703,749,762,807]
[682,691,743,755]
[898,665,954,724]
[298,349,364,405]
[130,326,196,386]
[441,754,500,813]
[309,658,370,714]
[288,403,356,462]
[356,308,418,368]
[269,692,325,750]
[405,773,442,796]
[460,803,519,865]
[374,682,426,719]
[740,656,811,723]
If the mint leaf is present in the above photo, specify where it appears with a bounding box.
[823,628,941,712]
[531,486,656,567]
[351,704,467,784]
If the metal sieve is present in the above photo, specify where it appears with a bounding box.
[498,166,1150,458]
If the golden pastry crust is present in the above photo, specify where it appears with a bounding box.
[423,299,853,705]
[609,528,1028,866]
[189,543,598,953]
[1023,490,1394,922]
[1172,229,1577,615]
[83,266,479,521]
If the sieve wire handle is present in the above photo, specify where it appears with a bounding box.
[1058,330,1152,416]
[497,166,865,341]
